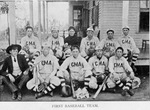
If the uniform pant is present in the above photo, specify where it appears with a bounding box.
[26,76,61,92]
[57,70,92,88]
[106,72,141,89]
[0,73,29,93]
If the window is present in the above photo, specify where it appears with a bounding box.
[139,0,149,32]
[73,6,83,31]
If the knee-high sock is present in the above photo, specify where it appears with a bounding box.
[116,80,124,89]
[58,76,66,87]
[84,76,91,88]
[132,53,138,64]
[122,80,132,90]
[45,83,57,93]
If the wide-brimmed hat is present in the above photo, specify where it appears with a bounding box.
[6,44,22,54]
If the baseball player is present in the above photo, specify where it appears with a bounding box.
[107,47,141,96]
[26,45,61,99]
[88,46,109,90]
[57,45,94,97]
[21,26,41,56]
[80,27,100,60]
[47,27,64,59]
[118,26,140,71]
[98,29,120,59]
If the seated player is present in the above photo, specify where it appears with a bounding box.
[0,44,29,101]
[26,45,61,99]
[20,26,41,58]
[80,27,100,61]
[107,47,141,96]
[57,45,95,98]
[118,26,140,71]
[47,27,64,60]
[98,29,120,59]
[88,46,109,90]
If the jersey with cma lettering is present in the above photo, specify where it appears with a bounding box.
[34,54,59,78]
[88,55,108,75]
[47,36,64,51]
[109,56,133,74]
[21,35,41,51]
[80,36,100,57]
[99,38,120,53]
[118,35,137,52]
[60,55,91,73]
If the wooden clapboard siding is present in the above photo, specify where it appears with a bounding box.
[98,1,122,40]
[128,1,149,48]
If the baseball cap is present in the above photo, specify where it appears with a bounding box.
[122,26,130,30]
[106,29,114,33]
[87,27,94,31]
[95,46,103,51]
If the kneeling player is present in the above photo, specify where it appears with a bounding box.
[26,45,61,99]
[107,47,141,96]
[57,45,94,98]
[88,46,109,90]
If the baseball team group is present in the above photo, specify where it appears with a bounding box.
[0,25,141,100]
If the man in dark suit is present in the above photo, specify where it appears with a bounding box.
[0,44,29,101]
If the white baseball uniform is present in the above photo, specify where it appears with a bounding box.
[99,38,120,58]
[88,55,108,75]
[26,54,61,92]
[118,35,140,54]
[80,36,100,57]
[21,35,41,53]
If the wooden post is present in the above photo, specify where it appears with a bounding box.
[122,1,129,27]
[8,0,16,45]
[38,0,42,45]
[46,1,48,34]
[29,0,33,27]
[43,0,46,37]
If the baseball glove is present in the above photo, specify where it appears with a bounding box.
[38,82,47,92]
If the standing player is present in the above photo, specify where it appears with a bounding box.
[98,29,120,59]
[118,26,140,71]
[80,27,100,60]
[107,47,141,96]
[26,45,61,99]
[57,45,95,97]
[47,27,64,59]
[88,46,109,90]
[21,26,41,56]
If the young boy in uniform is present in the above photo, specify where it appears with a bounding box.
[118,26,140,71]
[47,27,64,59]
[88,46,109,90]
[107,47,141,96]
[57,45,95,98]
[80,27,100,60]
[26,44,61,99]
[99,29,120,59]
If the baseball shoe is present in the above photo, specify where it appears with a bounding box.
[127,89,135,96]
[35,92,45,99]
[48,91,53,97]
[17,92,22,101]
[12,92,17,100]
[121,89,127,96]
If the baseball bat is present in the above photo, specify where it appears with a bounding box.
[69,72,76,98]
[93,74,110,99]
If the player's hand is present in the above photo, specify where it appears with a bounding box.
[7,74,15,82]
[23,70,28,75]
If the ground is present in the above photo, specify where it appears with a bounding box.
[0,74,149,101]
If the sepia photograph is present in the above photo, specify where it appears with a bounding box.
[0,0,149,109]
